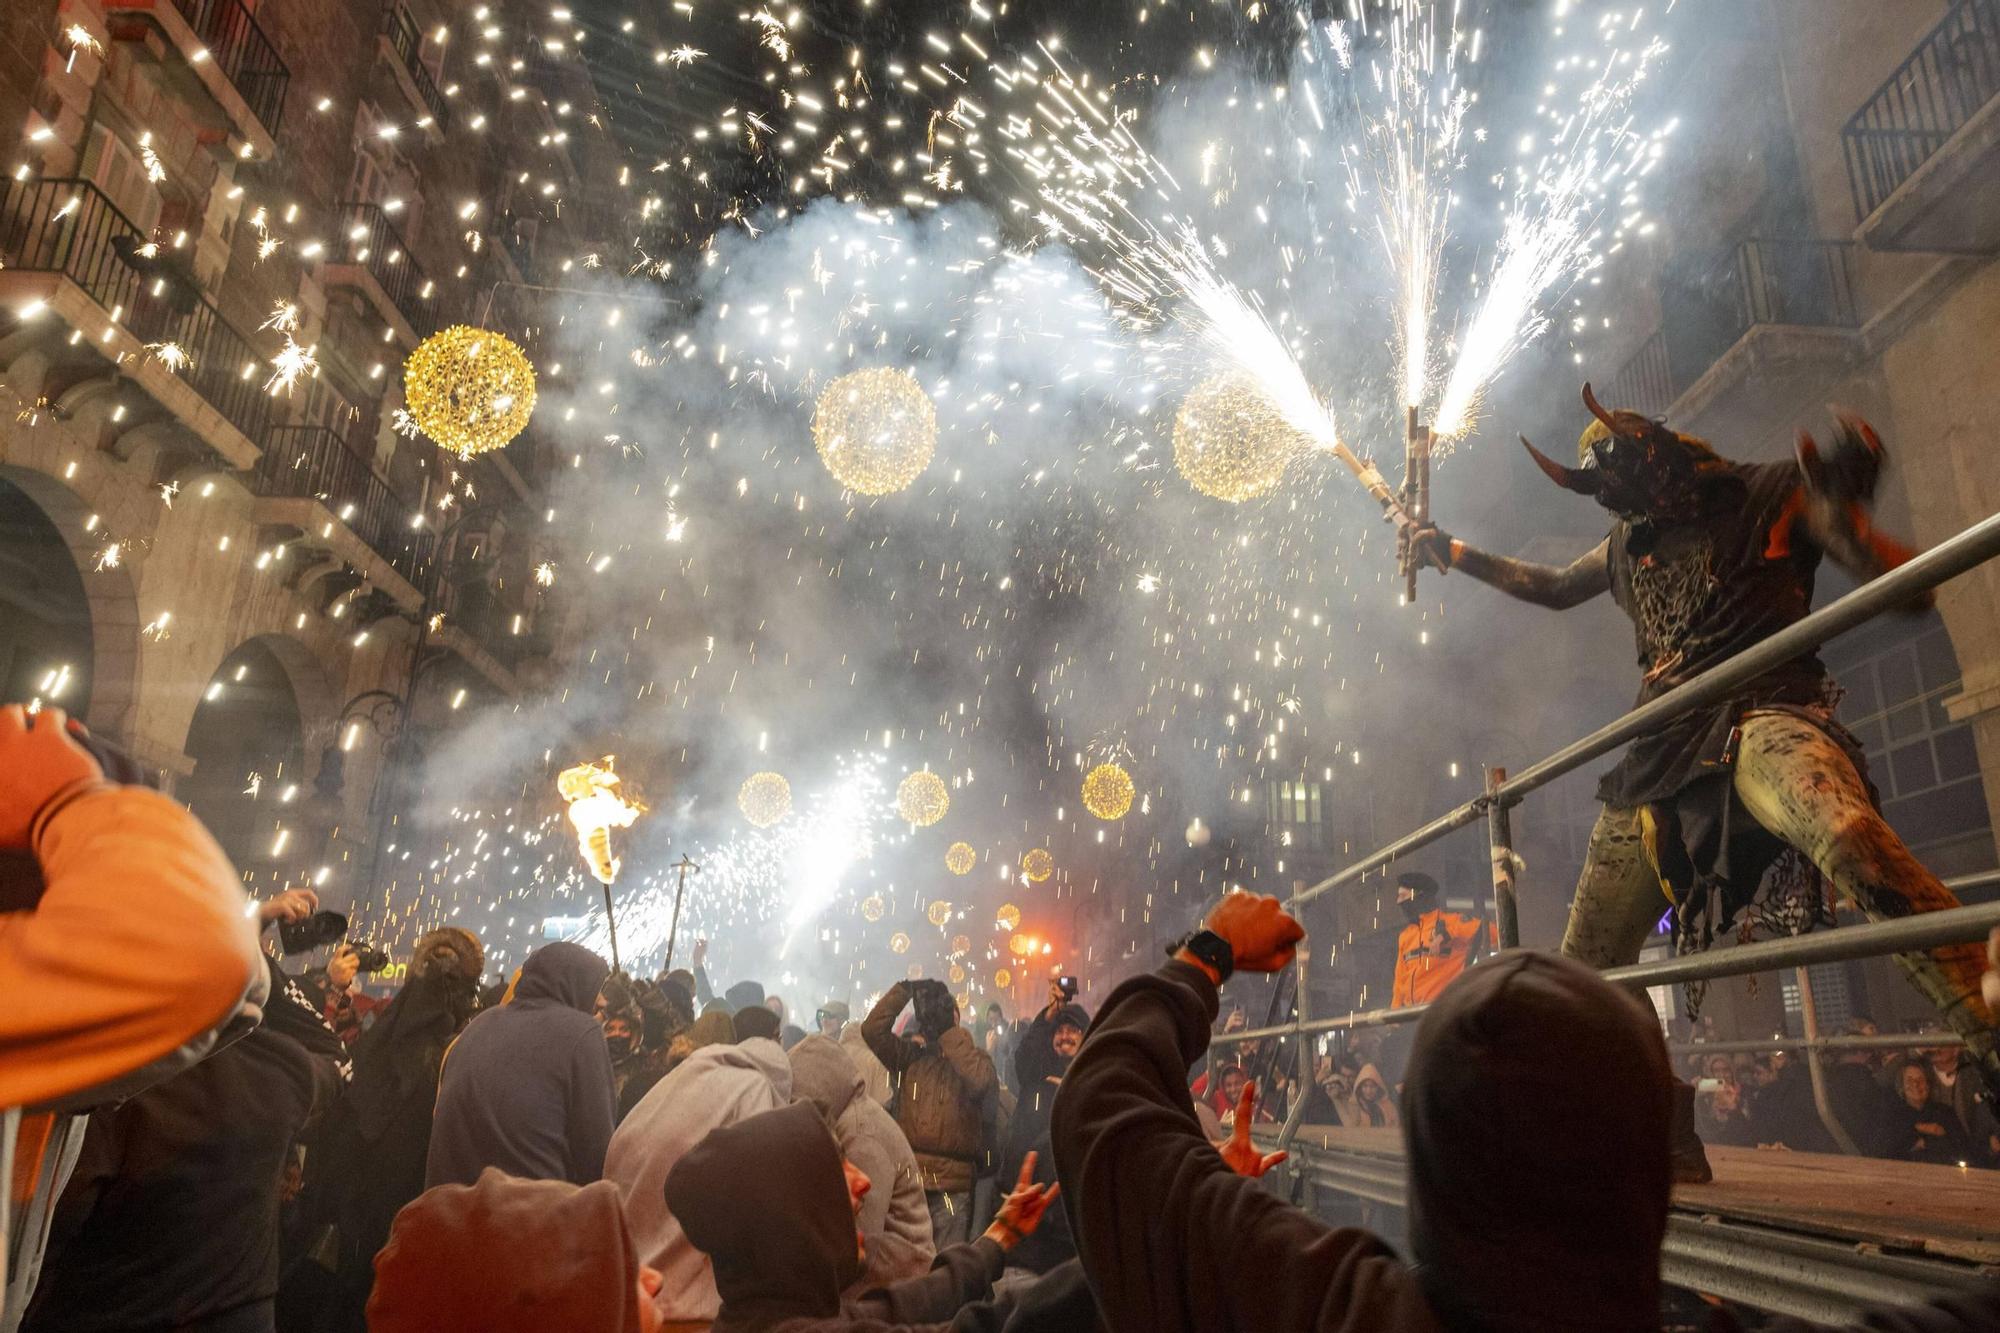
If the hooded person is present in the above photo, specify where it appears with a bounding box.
[366,1169,660,1333]
[283,927,482,1332]
[788,1035,936,1288]
[1408,390,1999,1181]
[603,1025,791,1324]
[664,1101,1069,1333]
[1051,891,2000,1333]
[735,1004,784,1044]
[725,979,766,1015]
[425,941,614,1189]
[861,979,1000,1246]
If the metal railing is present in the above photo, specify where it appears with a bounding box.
[1209,508,2000,1161]
[0,176,270,448]
[1601,329,1675,419]
[332,202,440,338]
[382,3,451,129]
[1731,238,1859,330]
[163,0,290,135]
[250,424,436,590]
[1842,0,2000,222]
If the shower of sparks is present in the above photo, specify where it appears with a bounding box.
[265,335,318,396]
[144,341,192,373]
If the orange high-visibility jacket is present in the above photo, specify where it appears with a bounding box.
[1391,909,1498,1009]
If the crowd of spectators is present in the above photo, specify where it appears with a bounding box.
[4,704,1999,1333]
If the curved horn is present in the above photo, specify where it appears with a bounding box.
[1580,381,1620,432]
[1520,434,1602,496]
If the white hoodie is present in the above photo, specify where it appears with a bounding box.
[604,1037,791,1321]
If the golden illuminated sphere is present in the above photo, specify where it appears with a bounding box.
[994,967,1012,990]
[950,933,971,956]
[1081,762,1136,821]
[1009,933,1032,957]
[926,899,952,927]
[995,902,1021,932]
[403,325,537,457]
[890,931,912,955]
[945,841,977,875]
[860,895,885,923]
[812,367,937,495]
[1022,848,1054,883]
[896,770,950,826]
[737,771,792,828]
[949,963,966,985]
[1173,371,1303,502]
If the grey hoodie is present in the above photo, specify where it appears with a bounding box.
[787,1035,936,1284]
[606,1036,791,1322]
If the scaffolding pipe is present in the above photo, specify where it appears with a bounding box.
[1210,899,2000,1048]
[1290,509,2000,907]
[1794,965,1862,1155]
[1484,766,1519,949]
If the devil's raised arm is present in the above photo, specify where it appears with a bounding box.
[1446,535,1610,610]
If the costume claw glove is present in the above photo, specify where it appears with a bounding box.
[1796,410,1884,505]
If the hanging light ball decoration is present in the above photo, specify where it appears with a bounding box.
[737,772,792,828]
[889,931,912,955]
[1081,762,1136,821]
[1009,933,1033,957]
[945,841,977,875]
[1021,848,1054,883]
[403,325,537,457]
[949,963,966,985]
[995,903,1022,932]
[896,770,950,826]
[926,899,953,928]
[1173,371,1303,502]
[995,967,1012,990]
[860,895,886,923]
[812,367,937,495]
[950,933,971,956]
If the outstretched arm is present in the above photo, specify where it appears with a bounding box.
[1414,528,1611,610]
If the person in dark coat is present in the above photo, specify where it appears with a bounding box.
[27,958,345,1333]
[280,927,483,1333]
[425,941,614,1188]
[1051,892,2000,1333]
[663,1100,1077,1333]
[1888,1059,1976,1167]
[1000,981,1088,1278]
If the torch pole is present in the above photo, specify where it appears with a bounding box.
[663,854,701,972]
[600,878,621,975]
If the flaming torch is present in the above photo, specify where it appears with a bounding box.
[557,756,645,970]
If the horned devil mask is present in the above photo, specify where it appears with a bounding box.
[1519,383,1728,523]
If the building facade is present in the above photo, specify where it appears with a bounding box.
[0,0,621,910]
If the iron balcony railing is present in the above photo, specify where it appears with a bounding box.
[382,4,450,129]
[333,201,441,338]
[0,176,270,449]
[1842,0,2000,222]
[1601,329,1675,418]
[165,0,290,136]
[1660,236,1858,395]
[251,424,436,590]
[1207,508,2000,1160]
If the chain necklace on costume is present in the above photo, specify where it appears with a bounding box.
[1631,531,1717,680]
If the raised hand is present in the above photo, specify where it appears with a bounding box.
[1204,892,1306,974]
[1216,1082,1289,1178]
[258,887,320,925]
[0,705,105,847]
[984,1151,1061,1250]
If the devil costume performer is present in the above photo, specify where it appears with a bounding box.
[1412,385,1997,1180]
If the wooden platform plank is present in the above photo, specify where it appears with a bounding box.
[1267,1125,2000,1266]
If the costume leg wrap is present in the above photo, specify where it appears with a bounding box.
[1560,804,1672,971]
[1733,709,1997,1085]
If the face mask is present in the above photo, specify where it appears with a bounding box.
[1399,897,1428,925]
[605,1032,635,1059]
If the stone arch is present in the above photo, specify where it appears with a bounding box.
[0,463,142,742]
